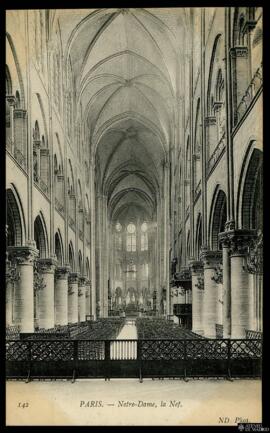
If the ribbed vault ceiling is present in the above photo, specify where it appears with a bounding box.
[56,8,188,220]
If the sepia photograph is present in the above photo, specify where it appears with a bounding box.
[5,6,263,427]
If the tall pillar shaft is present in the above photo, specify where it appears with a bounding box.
[55,265,70,326]
[85,279,91,317]
[6,280,13,326]
[190,261,204,335]
[230,254,251,338]
[38,258,57,329]
[200,250,222,338]
[68,273,79,324]
[220,229,257,338]
[220,240,231,338]
[8,246,39,333]
[78,277,86,322]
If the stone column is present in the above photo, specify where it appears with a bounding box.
[68,273,79,324]
[205,116,218,157]
[219,232,231,338]
[55,265,70,326]
[226,230,257,338]
[6,279,13,326]
[200,249,222,338]
[6,95,16,153]
[78,276,86,323]
[189,260,204,335]
[38,258,57,329]
[8,245,39,333]
[85,278,91,318]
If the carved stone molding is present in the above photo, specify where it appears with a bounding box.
[205,116,216,126]
[225,219,235,232]
[14,109,27,119]
[38,258,58,274]
[68,272,79,284]
[189,260,204,275]
[230,46,248,58]
[200,248,222,268]
[55,265,71,280]
[7,245,39,265]
[6,95,16,106]
[79,276,86,287]
[213,101,223,112]
[175,267,191,281]
[219,229,257,256]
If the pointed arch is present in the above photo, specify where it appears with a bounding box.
[237,142,263,230]
[34,213,48,258]
[6,186,26,246]
[209,187,227,250]
[55,230,64,265]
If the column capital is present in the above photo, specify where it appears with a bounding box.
[78,276,87,287]
[68,272,80,284]
[55,265,71,280]
[38,258,58,274]
[218,229,257,256]
[7,245,39,265]
[14,108,27,119]
[6,95,16,106]
[225,219,235,232]
[230,46,248,58]
[205,116,216,126]
[189,260,204,275]
[200,248,222,267]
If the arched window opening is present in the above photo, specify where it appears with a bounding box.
[211,190,227,250]
[126,223,136,252]
[15,91,21,109]
[34,215,47,258]
[68,243,75,272]
[6,189,23,247]
[55,232,63,265]
[141,222,148,251]
[241,149,263,231]
[78,251,83,275]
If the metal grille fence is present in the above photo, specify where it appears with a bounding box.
[6,338,262,380]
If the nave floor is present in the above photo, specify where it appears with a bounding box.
[6,379,261,426]
[116,322,138,340]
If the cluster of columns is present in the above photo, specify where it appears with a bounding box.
[6,245,94,333]
[189,229,258,339]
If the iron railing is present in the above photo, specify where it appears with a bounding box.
[6,338,262,381]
